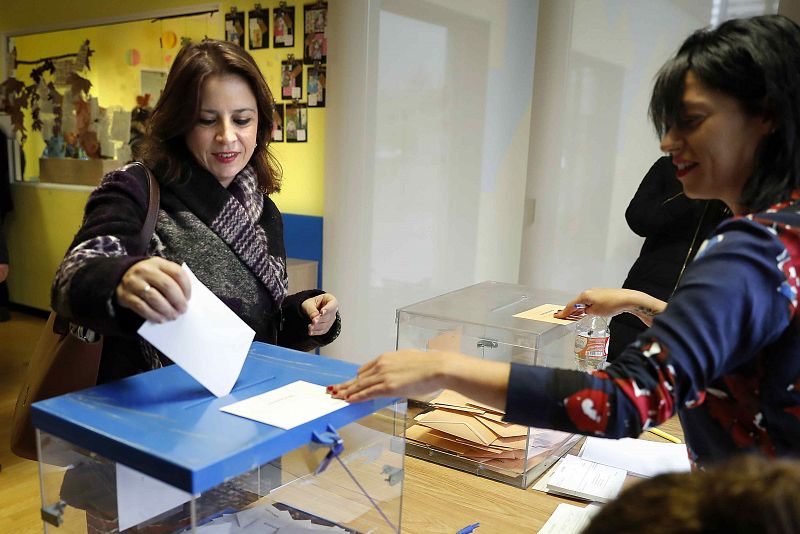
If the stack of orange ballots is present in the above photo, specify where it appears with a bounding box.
[408,390,574,474]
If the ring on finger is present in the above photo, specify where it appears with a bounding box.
[141,283,152,300]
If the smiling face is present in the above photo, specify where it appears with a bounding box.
[660,71,773,214]
[185,74,258,188]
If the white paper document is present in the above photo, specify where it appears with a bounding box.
[538,503,602,534]
[116,463,192,531]
[220,380,349,430]
[580,436,691,478]
[545,454,626,503]
[138,264,255,397]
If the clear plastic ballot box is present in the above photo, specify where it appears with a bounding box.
[31,342,406,533]
[396,281,579,488]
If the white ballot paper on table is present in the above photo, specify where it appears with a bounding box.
[538,503,602,534]
[545,454,626,503]
[138,263,255,397]
[580,436,691,478]
[221,380,349,430]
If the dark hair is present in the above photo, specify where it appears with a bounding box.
[582,455,800,534]
[649,15,800,212]
[138,39,281,193]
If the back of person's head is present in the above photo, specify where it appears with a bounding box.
[139,39,281,193]
[649,15,800,213]
[582,455,800,534]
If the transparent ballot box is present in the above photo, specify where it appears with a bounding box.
[32,343,406,533]
[396,281,578,488]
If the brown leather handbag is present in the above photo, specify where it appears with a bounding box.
[10,163,160,461]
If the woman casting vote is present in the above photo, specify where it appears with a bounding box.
[332,15,800,466]
[53,40,340,383]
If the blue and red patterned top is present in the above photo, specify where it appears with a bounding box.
[505,196,800,466]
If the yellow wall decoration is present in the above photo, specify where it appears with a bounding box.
[161,30,178,49]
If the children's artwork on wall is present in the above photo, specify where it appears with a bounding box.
[225,9,245,48]
[272,103,284,142]
[248,7,269,50]
[281,57,303,100]
[304,3,327,64]
[273,3,295,48]
[307,64,325,108]
[285,102,308,143]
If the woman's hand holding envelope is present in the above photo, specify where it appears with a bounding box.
[328,349,510,410]
[554,288,667,327]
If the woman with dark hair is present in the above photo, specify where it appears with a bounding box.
[331,15,800,466]
[53,40,340,384]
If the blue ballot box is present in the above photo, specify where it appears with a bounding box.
[31,342,406,534]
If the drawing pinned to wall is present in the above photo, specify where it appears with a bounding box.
[307,64,325,108]
[304,2,327,64]
[249,5,269,49]
[285,101,307,143]
[274,1,295,48]
[226,8,245,48]
[272,103,284,142]
[161,31,178,49]
[281,55,303,100]
[0,40,94,146]
[125,49,141,66]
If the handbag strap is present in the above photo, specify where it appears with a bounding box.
[53,163,161,336]
[134,161,161,256]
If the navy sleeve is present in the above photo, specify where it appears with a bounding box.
[505,218,793,437]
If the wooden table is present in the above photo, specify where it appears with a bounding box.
[400,417,685,533]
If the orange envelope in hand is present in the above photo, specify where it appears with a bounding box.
[415,409,497,446]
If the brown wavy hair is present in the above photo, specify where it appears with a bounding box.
[138,39,281,193]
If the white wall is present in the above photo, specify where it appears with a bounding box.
[324,0,778,363]
[323,0,538,362]
[519,0,778,294]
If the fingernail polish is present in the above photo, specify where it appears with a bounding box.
[326,385,333,392]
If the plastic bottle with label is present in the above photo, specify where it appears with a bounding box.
[574,314,610,371]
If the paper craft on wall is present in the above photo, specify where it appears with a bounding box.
[273,2,295,48]
[285,101,308,143]
[272,103,284,142]
[225,8,245,48]
[281,56,303,100]
[304,2,328,64]
[248,5,269,50]
[307,64,325,108]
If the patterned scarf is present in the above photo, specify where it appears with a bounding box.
[170,164,288,307]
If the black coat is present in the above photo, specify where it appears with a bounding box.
[608,157,729,360]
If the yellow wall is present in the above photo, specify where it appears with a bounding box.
[6,0,325,216]
[5,186,92,309]
[3,1,328,309]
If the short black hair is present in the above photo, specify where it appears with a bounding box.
[649,15,800,213]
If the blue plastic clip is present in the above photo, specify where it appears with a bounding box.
[456,522,480,534]
[311,423,344,475]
